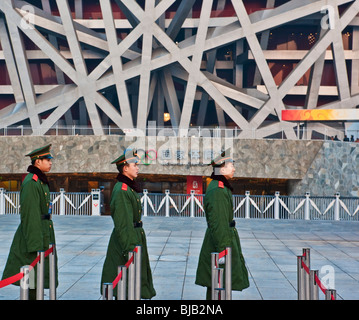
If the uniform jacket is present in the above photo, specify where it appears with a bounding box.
[195,177,249,291]
[101,175,156,299]
[1,166,58,288]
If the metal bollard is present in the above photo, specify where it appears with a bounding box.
[0,188,5,215]
[274,191,280,219]
[117,266,127,300]
[304,192,310,220]
[302,248,310,300]
[143,190,148,217]
[102,283,113,300]
[49,244,56,300]
[214,288,226,301]
[225,247,232,300]
[135,245,142,300]
[325,289,336,300]
[20,266,30,300]
[213,268,223,300]
[128,251,135,300]
[165,190,170,217]
[297,256,305,300]
[310,270,319,300]
[245,191,250,219]
[190,191,195,218]
[211,252,219,300]
[36,251,45,300]
[334,193,340,221]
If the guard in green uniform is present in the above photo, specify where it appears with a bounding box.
[1,144,58,300]
[195,149,249,299]
[101,149,156,299]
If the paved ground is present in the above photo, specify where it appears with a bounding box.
[1,215,359,300]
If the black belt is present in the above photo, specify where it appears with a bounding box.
[41,214,52,220]
[133,221,143,228]
[208,220,236,228]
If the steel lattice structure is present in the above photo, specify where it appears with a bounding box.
[0,0,359,137]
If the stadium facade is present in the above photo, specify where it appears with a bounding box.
[1,0,359,197]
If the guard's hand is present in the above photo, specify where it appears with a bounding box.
[218,257,225,264]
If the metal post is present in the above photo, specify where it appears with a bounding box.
[334,192,340,221]
[225,247,232,300]
[211,252,219,300]
[0,188,5,215]
[128,251,135,300]
[49,244,56,300]
[274,191,280,219]
[135,246,142,300]
[102,283,113,300]
[214,288,226,300]
[20,266,30,300]
[297,256,305,300]
[143,189,148,217]
[304,192,310,220]
[165,190,170,217]
[325,289,337,300]
[91,189,101,216]
[190,190,195,218]
[36,251,45,300]
[245,191,250,219]
[59,188,65,216]
[117,266,127,300]
[213,268,223,300]
[310,270,319,300]
[303,248,310,300]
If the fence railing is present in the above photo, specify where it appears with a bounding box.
[1,188,359,221]
[142,190,359,221]
[0,188,101,216]
[231,191,359,221]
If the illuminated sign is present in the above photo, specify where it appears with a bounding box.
[282,109,359,121]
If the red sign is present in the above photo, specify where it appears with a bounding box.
[187,176,203,194]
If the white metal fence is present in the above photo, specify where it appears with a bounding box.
[0,188,100,216]
[50,189,93,216]
[231,191,359,221]
[142,190,359,221]
[1,188,359,221]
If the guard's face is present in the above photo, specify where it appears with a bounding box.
[123,162,139,180]
[220,162,235,179]
[36,158,52,173]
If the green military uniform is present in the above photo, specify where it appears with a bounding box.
[1,144,58,292]
[101,150,156,299]
[195,150,249,297]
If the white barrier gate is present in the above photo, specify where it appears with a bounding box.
[1,188,359,220]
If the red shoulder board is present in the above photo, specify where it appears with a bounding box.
[218,181,224,188]
[32,174,38,182]
[121,183,128,191]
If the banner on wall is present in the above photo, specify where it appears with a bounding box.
[187,176,203,194]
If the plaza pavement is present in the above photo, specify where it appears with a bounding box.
[1,215,359,300]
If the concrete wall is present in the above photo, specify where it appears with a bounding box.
[0,136,358,196]
[288,141,359,197]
